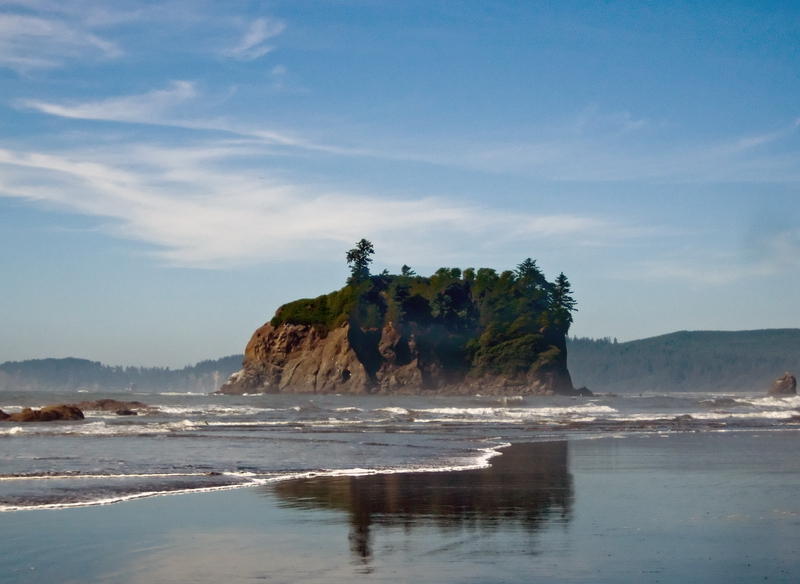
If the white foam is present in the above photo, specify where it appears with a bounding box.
[0,419,206,437]
[0,426,24,436]
[0,441,511,512]
[610,410,798,422]
[739,395,800,408]
[154,405,276,416]
[691,411,797,421]
[401,404,618,423]
[0,471,216,482]
[375,407,411,415]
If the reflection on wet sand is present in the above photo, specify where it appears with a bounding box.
[270,441,573,562]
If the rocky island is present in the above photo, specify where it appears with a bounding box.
[768,372,797,396]
[220,240,587,396]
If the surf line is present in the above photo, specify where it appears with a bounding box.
[0,441,511,513]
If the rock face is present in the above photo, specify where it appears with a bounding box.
[219,321,579,396]
[73,399,149,412]
[0,404,85,422]
[768,372,797,396]
[0,399,149,422]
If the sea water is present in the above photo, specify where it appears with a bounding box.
[2,434,798,583]
[1,389,798,510]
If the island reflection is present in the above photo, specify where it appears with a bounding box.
[270,441,573,562]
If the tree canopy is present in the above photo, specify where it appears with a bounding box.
[273,243,579,379]
[346,238,375,284]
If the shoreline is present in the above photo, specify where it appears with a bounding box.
[5,425,800,514]
[0,439,512,513]
[3,432,799,583]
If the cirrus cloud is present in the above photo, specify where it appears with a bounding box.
[0,141,620,268]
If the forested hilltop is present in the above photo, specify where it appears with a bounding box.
[220,240,581,395]
[0,356,242,393]
[568,329,800,392]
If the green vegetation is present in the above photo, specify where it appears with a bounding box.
[272,240,577,380]
[345,238,375,284]
[568,329,800,392]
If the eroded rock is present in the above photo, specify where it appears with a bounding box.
[769,372,797,396]
[3,404,85,422]
[218,320,584,396]
[73,399,149,412]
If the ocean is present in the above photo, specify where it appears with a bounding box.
[2,389,800,583]
[1,389,798,511]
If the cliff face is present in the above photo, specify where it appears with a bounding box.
[219,264,581,396]
[219,319,576,396]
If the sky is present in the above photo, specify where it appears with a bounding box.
[1,0,799,367]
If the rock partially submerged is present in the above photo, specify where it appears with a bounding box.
[768,372,797,396]
[73,398,149,412]
[0,404,84,422]
[0,398,151,423]
[115,409,138,416]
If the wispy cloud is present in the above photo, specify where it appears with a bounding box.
[630,229,800,286]
[0,142,622,268]
[17,79,800,185]
[0,12,120,71]
[429,113,800,183]
[20,81,197,122]
[17,82,370,155]
[224,18,285,61]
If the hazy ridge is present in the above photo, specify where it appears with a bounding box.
[568,329,800,392]
[2,329,797,393]
[0,355,242,393]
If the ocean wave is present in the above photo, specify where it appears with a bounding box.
[332,407,364,413]
[0,426,25,436]
[0,419,205,437]
[0,441,510,512]
[739,395,800,408]
[154,405,278,416]
[388,404,619,424]
[375,407,411,415]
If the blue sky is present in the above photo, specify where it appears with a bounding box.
[1,0,798,366]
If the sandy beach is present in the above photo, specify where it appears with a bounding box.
[4,430,799,584]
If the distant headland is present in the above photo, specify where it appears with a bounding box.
[220,239,585,396]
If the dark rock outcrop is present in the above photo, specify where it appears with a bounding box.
[0,399,150,422]
[73,399,149,412]
[1,404,85,422]
[768,372,797,396]
[219,320,584,396]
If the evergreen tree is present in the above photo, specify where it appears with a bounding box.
[345,239,375,284]
[516,257,546,286]
[550,272,577,329]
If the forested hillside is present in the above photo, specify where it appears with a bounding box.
[567,329,800,392]
[0,355,243,393]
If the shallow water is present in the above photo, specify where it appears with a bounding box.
[2,390,799,509]
[2,433,798,583]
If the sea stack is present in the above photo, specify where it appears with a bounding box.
[219,250,586,396]
[768,372,797,396]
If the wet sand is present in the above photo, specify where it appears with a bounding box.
[3,431,799,583]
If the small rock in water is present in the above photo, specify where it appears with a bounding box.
[768,372,797,396]
[2,404,85,422]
